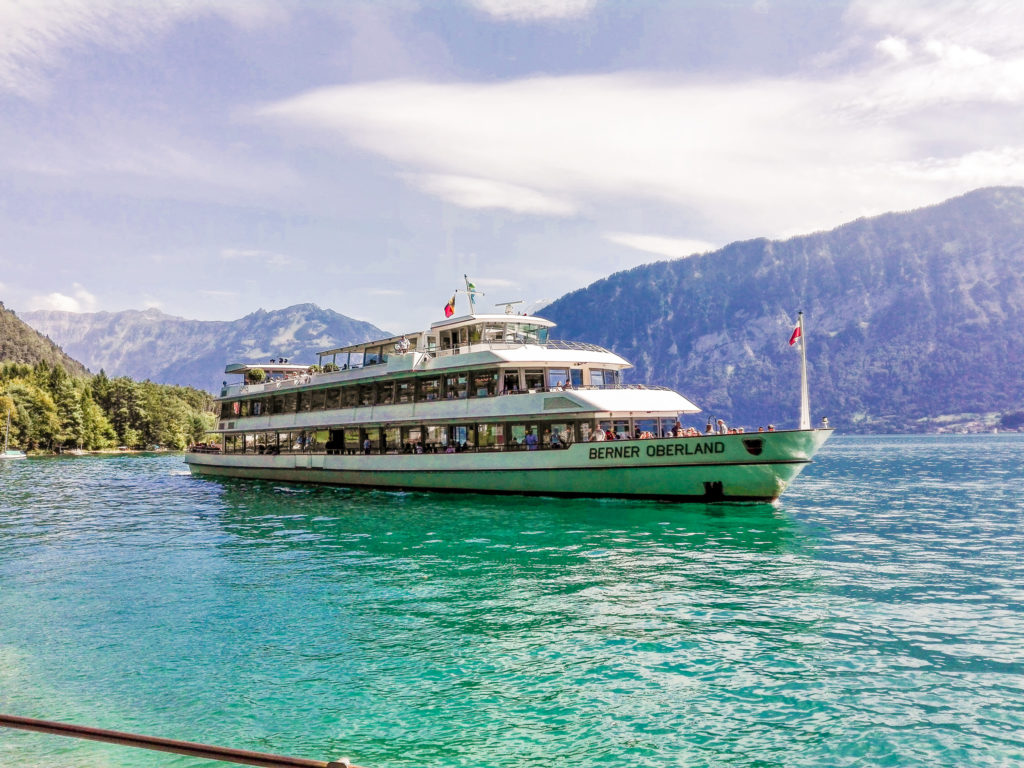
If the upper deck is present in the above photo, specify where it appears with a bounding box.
[220,312,632,400]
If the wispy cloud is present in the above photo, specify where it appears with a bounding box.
[411,173,577,215]
[604,233,717,260]
[256,0,1024,243]
[0,0,281,99]
[466,0,596,22]
[220,248,294,267]
[28,283,97,313]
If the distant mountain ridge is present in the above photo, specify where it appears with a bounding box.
[541,187,1024,433]
[0,301,89,377]
[22,304,388,393]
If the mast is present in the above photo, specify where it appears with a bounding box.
[798,311,811,430]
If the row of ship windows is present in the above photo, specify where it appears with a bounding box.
[221,366,622,420]
[219,416,675,455]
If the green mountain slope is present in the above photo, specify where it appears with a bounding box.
[0,301,90,376]
[542,187,1024,433]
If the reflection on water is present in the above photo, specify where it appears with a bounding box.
[2,440,1024,767]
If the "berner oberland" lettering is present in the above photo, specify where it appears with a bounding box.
[588,441,725,461]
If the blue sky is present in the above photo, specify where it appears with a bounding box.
[2,0,1023,332]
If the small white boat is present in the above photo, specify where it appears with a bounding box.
[2,408,26,460]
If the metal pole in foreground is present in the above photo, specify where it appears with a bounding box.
[0,713,363,768]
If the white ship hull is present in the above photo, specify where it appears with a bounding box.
[185,429,831,502]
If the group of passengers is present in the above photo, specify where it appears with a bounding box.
[588,418,778,442]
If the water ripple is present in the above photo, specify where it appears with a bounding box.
[1,438,1024,767]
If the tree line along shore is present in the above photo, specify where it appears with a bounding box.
[1,362,217,453]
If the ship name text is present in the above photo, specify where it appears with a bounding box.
[588,441,725,461]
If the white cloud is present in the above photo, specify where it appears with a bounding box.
[466,0,596,21]
[604,233,717,259]
[848,0,1024,55]
[876,36,911,62]
[28,283,97,312]
[412,173,578,215]
[257,66,1024,241]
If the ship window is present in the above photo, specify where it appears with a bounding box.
[377,381,395,405]
[589,370,605,387]
[471,369,497,397]
[418,377,440,402]
[220,402,232,419]
[342,386,358,408]
[270,395,283,414]
[424,424,444,447]
[396,380,414,403]
[250,399,262,416]
[383,427,400,453]
[449,424,470,447]
[310,389,326,410]
[401,426,422,449]
[444,371,468,399]
[281,392,297,413]
[476,423,503,448]
[613,420,630,439]
[524,369,545,391]
[482,324,505,342]
[358,383,375,406]
[325,388,341,409]
[502,369,521,393]
[343,429,361,453]
[360,427,380,453]
[297,391,311,413]
[508,423,539,448]
[547,369,568,390]
[635,418,658,438]
[579,421,594,442]
[547,423,572,445]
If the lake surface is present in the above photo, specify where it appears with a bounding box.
[1,436,1023,767]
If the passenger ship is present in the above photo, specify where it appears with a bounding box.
[185,305,832,502]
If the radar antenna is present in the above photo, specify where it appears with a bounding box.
[495,300,524,315]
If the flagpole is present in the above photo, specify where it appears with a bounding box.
[798,311,811,430]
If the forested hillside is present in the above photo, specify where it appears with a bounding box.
[1,301,89,376]
[1,304,216,451]
[543,187,1024,433]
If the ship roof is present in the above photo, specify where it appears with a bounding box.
[317,313,556,357]
[224,362,310,375]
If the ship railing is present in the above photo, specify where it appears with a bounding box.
[211,428,736,457]
[222,380,673,400]
[0,713,362,768]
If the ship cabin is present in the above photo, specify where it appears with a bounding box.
[211,312,697,456]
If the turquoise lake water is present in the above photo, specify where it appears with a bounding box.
[1,435,1023,767]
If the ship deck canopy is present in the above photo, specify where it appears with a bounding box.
[317,313,558,360]
[224,362,310,377]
